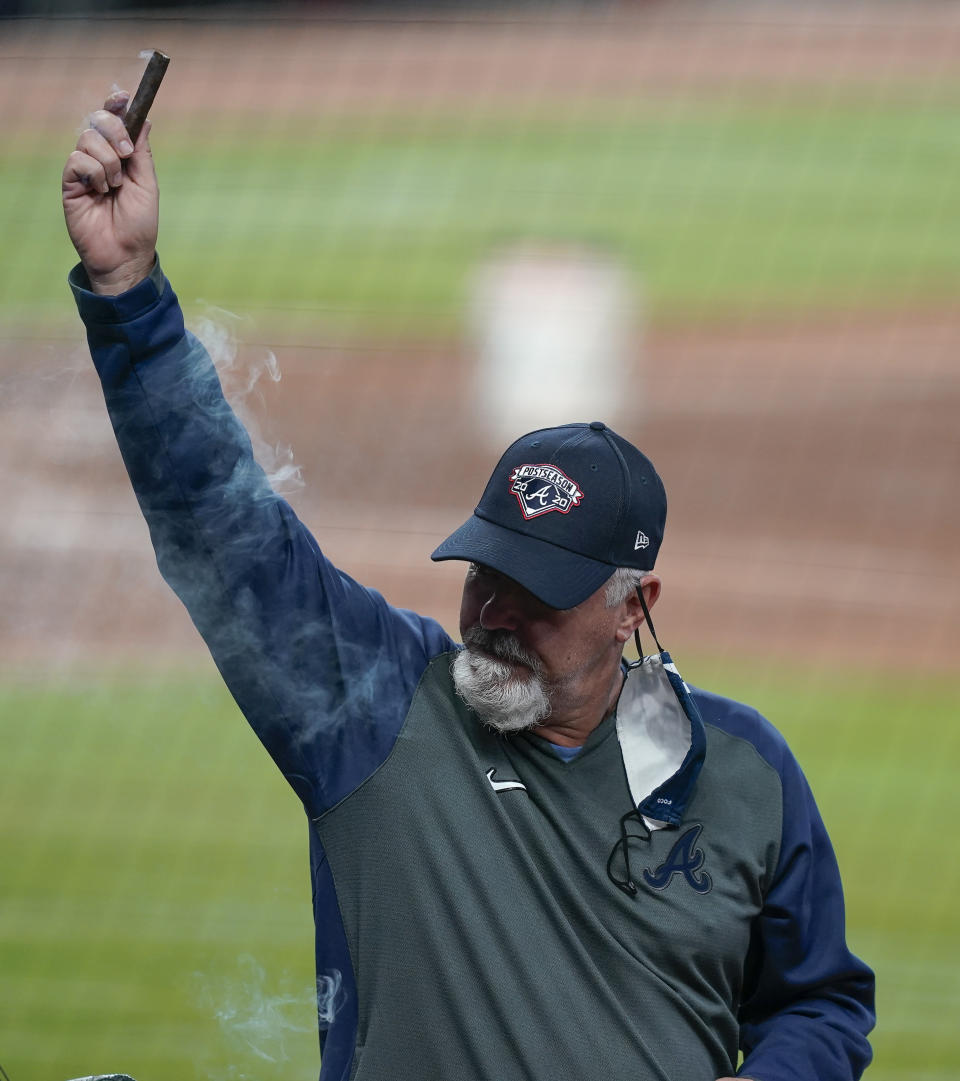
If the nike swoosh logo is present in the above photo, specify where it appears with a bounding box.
[486,767,527,794]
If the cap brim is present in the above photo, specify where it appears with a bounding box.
[431,513,616,610]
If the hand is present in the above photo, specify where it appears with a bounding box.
[62,90,159,295]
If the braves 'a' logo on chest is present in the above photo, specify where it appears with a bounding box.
[643,823,713,894]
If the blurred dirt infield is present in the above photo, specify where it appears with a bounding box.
[2,4,959,673]
[6,3,960,125]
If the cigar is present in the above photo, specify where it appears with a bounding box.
[65,1076,136,1081]
[65,1075,136,1081]
[123,50,169,143]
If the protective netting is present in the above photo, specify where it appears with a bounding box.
[1,4,958,1079]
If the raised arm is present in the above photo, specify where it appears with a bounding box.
[63,100,454,818]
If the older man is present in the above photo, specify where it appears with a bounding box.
[63,103,874,1081]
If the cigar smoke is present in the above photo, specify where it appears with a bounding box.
[193,954,342,1079]
[191,306,304,496]
[146,308,400,757]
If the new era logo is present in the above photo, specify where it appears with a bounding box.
[634,531,650,551]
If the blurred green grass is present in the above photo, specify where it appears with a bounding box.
[0,672,317,1081]
[9,94,960,336]
[1,661,957,1080]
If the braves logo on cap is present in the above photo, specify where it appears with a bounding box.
[509,463,584,520]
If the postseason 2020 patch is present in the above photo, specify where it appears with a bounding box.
[509,464,584,519]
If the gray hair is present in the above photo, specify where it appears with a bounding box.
[604,566,651,608]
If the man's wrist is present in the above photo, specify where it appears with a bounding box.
[87,254,157,296]
[69,256,170,332]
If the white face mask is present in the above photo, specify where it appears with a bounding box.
[451,627,552,734]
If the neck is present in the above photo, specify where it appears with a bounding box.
[532,665,626,747]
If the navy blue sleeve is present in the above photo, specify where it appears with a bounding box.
[70,262,455,818]
[694,691,875,1081]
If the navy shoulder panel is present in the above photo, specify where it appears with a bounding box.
[689,686,792,777]
[690,689,875,1079]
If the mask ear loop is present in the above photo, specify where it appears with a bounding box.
[631,583,664,665]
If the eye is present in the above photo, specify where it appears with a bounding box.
[469,562,498,585]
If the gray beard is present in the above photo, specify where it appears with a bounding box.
[451,627,552,734]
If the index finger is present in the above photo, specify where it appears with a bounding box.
[103,89,130,117]
[87,108,134,157]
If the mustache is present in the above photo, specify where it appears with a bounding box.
[462,627,544,675]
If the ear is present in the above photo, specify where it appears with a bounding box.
[614,574,662,644]
[640,574,662,613]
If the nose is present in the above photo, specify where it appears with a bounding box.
[479,588,522,632]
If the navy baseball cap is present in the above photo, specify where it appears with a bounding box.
[431,421,666,610]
